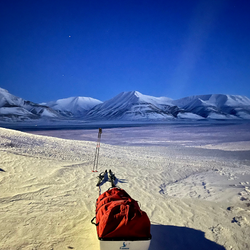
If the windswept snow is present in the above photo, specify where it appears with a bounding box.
[1,126,250,249]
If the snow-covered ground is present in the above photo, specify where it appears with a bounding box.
[0,123,250,250]
[26,121,250,148]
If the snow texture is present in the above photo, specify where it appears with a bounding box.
[1,125,250,250]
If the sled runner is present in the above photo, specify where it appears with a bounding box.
[91,186,151,250]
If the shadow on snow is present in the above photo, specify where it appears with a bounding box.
[149,224,226,250]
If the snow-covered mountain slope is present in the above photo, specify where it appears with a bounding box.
[1,87,250,122]
[0,87,60,121]
[173,94,250,119]
[86,91,180,120]
[44,96,102,117]
[0,87,25,107]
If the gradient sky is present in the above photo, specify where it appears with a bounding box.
[1,0,250,103]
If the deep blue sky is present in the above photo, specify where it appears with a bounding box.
[1,0,250,103]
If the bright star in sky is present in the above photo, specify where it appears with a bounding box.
[0,0,250,103]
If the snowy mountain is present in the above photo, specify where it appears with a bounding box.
[44,96,102,118]
[86,92,250,121]
[1,87,250,122]
[0,87,60,121]
[86,91,182,120]
[173,94,250,119]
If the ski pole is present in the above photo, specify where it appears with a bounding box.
[92,128,102,172]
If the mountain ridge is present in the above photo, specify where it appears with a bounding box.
[1,87,250,122]
[44,96,103,117]
[0,87,61,121]
[87,91,179,120]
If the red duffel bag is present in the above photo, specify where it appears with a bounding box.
[92,187,151,240]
